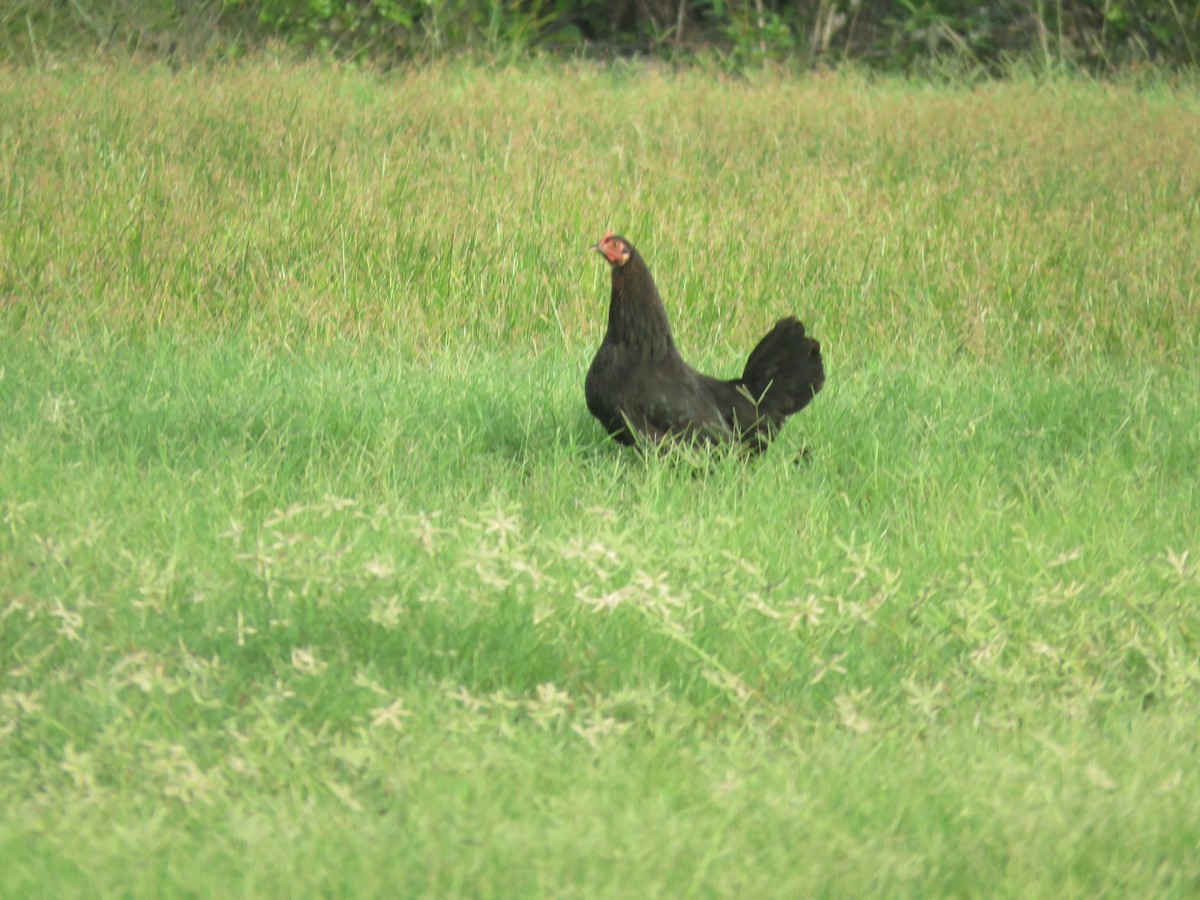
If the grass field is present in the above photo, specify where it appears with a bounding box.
[2,60,1200,896]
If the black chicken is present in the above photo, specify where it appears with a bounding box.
[585,232,824,453]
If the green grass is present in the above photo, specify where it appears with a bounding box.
[2,60,1200,896]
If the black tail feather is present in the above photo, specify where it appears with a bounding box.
[740,317,825,423]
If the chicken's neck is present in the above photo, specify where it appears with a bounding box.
[606,261,679,358]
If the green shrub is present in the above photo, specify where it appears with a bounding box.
[1,0,1198,71]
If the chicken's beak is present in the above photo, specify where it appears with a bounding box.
[592,230,616,258]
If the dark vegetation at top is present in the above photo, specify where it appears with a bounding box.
[5,0,1199,72]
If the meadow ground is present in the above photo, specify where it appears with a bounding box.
[2,60,1199,896]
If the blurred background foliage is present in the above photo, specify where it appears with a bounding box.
[3,0,1198,72]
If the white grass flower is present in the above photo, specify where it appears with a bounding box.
[719,550,763,580]
[410,511,443,554]
[330,734,374,771]
[748,593,782,619]
[42,391,76,427]
[1,690,43,716]
[149,742,215,806]
[368,594,405,629]
[582,506,617,524]
[291,646,327,676]
[320,494,357,514]
[511,557,556,589]
[703,669,753,702]
[836,597,877,627]
[561,539,619,580]
[571,714,629,748]
[353,671,390,696]
[60,742,96,792]
[369,698,412,731]
[487,690,521,711]
[219,518,244,542]
[474,562,512,590]
[325,778,365,812]
[235,609,257,646]
[1047,547,1083,568]
[49,601,84,642]
[268,679,296,702]
[446,686,488,713]
[788,595,825,630]
[902,676,946,720]
[1085,762,1117,791]
[577,586,627,612]
[1030,641,1061,662]
[527,682,572,729]
[126,659,182,695]
[810,653,848,685]
[834,689,873,734]
[363,558,396,579]
[1161,547,1192,582]
[1159,771,1183,793]
[970,638,1005,669]
[225,756,257,778]
[480,506,521,546]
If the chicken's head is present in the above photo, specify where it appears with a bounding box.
[593,231,632,267]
